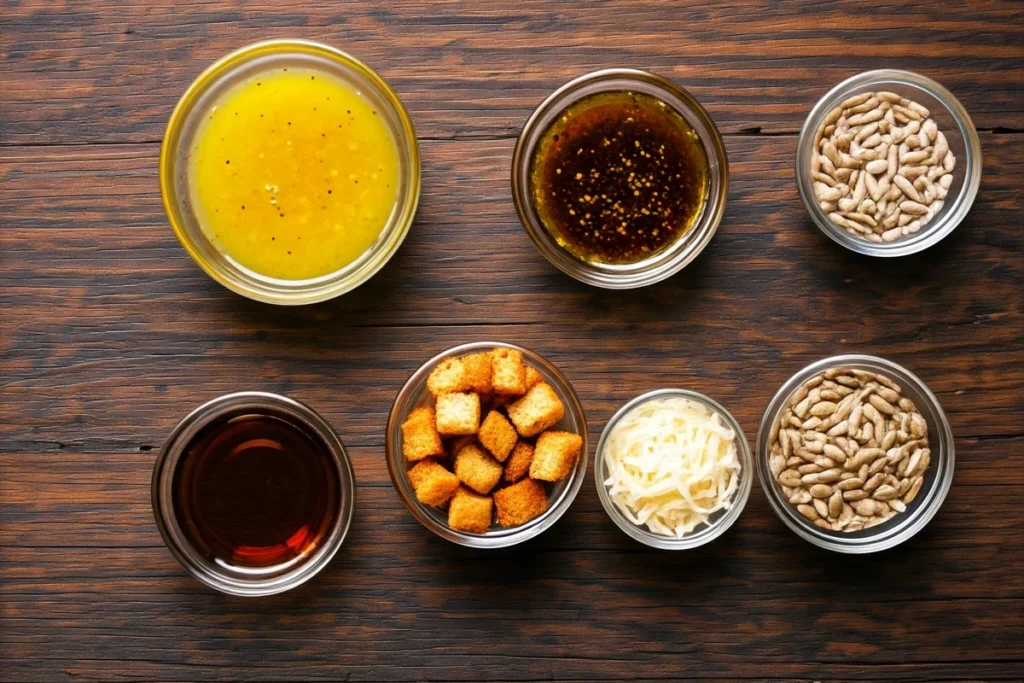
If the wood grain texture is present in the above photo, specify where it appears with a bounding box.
[2,0,1024,146]
[2,1,1023,681]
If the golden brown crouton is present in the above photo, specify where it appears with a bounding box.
[524,365,544,391]
[407,460,460,507]
[447,486,493,534]
[507,382,565,437]
[477,410,518,462]
[426,357,466,396]
[530,430,583,481]
[453,442,503,494]
[503,441,535,483]
[493,478,549,527]
[491,347,526,395]
[435,392,481,436]
[461,352,493,394]
[400,406,445,461]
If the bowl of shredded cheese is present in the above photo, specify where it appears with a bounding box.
[595,389,752,549]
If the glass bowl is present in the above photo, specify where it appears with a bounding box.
[160,39,420,305]
[511,68,729,289]
[756,355,954,553]
[796,69,981,256]
[595,389,753,550]
[385,342,588,548]
[151,392,356,596]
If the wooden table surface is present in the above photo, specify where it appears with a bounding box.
[2,1,1023,681]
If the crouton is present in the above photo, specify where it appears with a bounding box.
[491,347,526,395]
[426,357,466,396]
[461,352,493,394]
[503,441,535,483]
[477,410,518,462]
[453,442,503,494]
[448,486,493,534]
[400,406,445,461]
[524,365,544,391]
[435,392,480,436]
[507,382,564,437]
[493,478,549,527]
[530,430,582,481]
[407,460,460,507]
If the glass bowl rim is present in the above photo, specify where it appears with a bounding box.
[511,67,729,289]
[755,354,955,553]
[385,341,589,548]
[594,388,753,550]
[151,391,356,596]
[159,38,421,305]
[795,68,982,257]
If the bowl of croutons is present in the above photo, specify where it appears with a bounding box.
[386,342,588,548]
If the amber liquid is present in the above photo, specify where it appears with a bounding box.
[530,90,709,264]
[172,413,340,570]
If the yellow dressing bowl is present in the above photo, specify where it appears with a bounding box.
[160,39,420,305]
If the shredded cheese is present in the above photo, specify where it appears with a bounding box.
[603,396,741,538]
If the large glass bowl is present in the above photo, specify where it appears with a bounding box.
[796,70,981,256]
[151,392,356,596]
[595,389,753,550]
[512,69,729,289]
[756,355,954,553]
[385,342,588,548]
[160,39,420,304]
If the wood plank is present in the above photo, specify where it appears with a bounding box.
[2,450,1023,548]
[2,136,1022,451]
[1,458,1023,681]
[2,0,1023,146]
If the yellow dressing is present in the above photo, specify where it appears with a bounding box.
[188,68,400,280]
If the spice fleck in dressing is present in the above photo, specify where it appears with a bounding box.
[529,91,709,264]
[188,68,399,280]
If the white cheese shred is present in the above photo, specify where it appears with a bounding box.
[603,396,741,538]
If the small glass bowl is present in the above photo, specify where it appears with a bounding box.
[796,69,981,256]
[595,389,753,550]
[151,392,356,596]
[511,69,729,289]
[160,39,420,304]
[756,355,954,553]
[385,342,588,548]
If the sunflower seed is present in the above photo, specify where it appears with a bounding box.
[852,499,878,516]
[904,476,924,504]
[828,490,844,518]
[790,490,812,505]
[838,477,864,491]
[810,484,833,499]
[863,472,886,494]
[872,484,899,501]
[798,504,820,522]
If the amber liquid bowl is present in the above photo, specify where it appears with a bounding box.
[512,68,728,289]
[152,392,356,595]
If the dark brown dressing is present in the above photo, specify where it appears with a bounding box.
[173,412,339,569]
[530,91,709,264]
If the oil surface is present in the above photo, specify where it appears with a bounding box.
[173,413,340,570]
[529,91,709,264]
[188,67,400,280]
